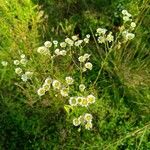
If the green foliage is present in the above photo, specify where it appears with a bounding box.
[0,0,150,149]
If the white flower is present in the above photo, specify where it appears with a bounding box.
[15,67,22,75]
[86,34,90,38]
[20,54,26,59]
[85,62,93,70]
[87,94,96,104]
[106,32,114,42]
[20,58,28,65]
[82,67,87,72]
[131,22,136,28]
[96,28,107,35]
[52,80,61,90]
[123,16,130,22]
[71,35,78,41]
[79,84,86,92]
[122,10,128,15]
[84,38,89,43]
[60,88,69,97]
[78,56,86,63]
[37,87,45,96]
[98,36,105,43]
[85,122,93,130]
[1,61,8,66]
[14,60,20,65]
[53,40,58,45]
[21,74,28,82]
[69,97,78,106]
[44,41,52,48]
[83,53,90,59]
[65,38,74,46]
[25,71,33,79]
[65,76,74,85]
[60,42,67,48]
[84,113,93,122]
[42,83,50,91]
[45,77,52,85]
[54,49,60,55]
[80,98,88,107]
[37,46,50,55]
[126,33,135,40]
[59,50,67,56]
[73,118,81,126]
[76,97,84,105]
[74,40,83,46]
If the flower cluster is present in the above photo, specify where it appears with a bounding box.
[73,113,93,130]
[96,28,114,44]
[69,94,96,107]
[37,76,74,97]
[78,53,92,71]
[14,54,33,82]
[37,77,52,96]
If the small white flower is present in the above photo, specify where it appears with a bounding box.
[131,22,136,28]
[83,53,90,59]
[14,60,20,65]
[73,118,81,126]
[126,33,135,40]
[20,54,26,59]
[71,35,78,41]
[80,98,88,107]
[122,10,128,15]
[106,32,114,42]
[65,76,74,85]
[85,122,93,130]
[86,34,90,38]
[123,16,130,22]
[76,97,84,105]
[20,58,28,65]
[37,46,50,55]
[87,94,96,104]
[96,28,107,35]
[42,83,50,91]
[54,49,60,55]
[84,38,89,43]
[74,40,83,46]
[84,113,93,122]
[85,62,93,70]
[60,88,69,97]
[44,41,52,48]
[82,67,87,72]
[79,84,86,92]
[53,40,58,45]
[65,38,74,46]
[59,50,67,56]
[52,80,61,90]
[98,36,105,43]
[37,87,45,96]
[69,97,78,106]
[15,67,22,75]
[21,74,28,82]
[45,77,52,85]
[1,61,8,66]
[60,42,67,48]
[78,56,86,63]
[25,71,33,79]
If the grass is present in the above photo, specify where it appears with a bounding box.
[0,0,150,149]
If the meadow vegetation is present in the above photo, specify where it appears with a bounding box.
[0,0,150,149]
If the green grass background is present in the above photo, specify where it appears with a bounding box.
[0,0,150,149]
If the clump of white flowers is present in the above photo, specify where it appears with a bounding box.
[1,61,8,67]
[96,28,114,44]
[73,113,93,130]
